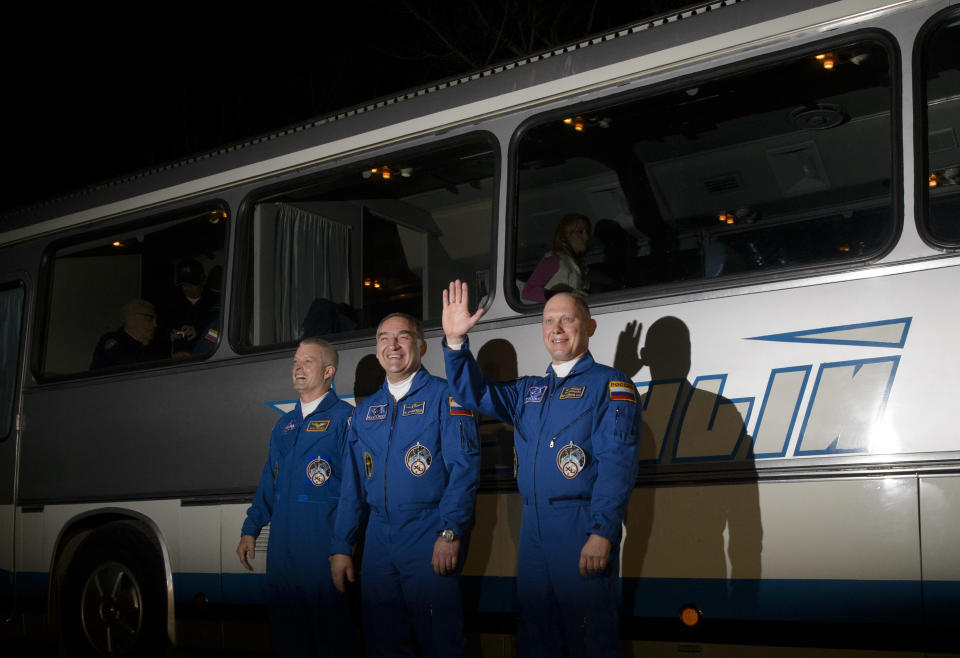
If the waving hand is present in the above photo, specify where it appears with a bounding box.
[442,280,485,344]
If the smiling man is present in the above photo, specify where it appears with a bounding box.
[330,312,480,658]
[442,281,641,658]
[237,337,356,657]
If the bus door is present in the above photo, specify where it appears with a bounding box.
[0,281,25,620]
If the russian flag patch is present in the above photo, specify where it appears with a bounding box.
[448,397,474,416]
[608,381,637,403]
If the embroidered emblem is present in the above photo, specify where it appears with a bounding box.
[559,386,585,400]
[203,328,219,343]
[448,397,474,416]
[403,401,426,416]
[363,452,373,479]
[608,381,637,403]
[524,385,548,404]
[557,441,587,479]
[306,457,332,486]
[366,404,388,421]
[405,442,433,477]
[306,420,330,432]
[282,420,297,433]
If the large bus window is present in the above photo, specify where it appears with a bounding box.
[41,207,227,377]
[0,284,24,439]
[237,135,496,348]
[922,13,960,244]
[514,38,896,302]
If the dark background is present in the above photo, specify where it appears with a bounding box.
[2,1,695,216]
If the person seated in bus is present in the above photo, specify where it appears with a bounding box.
[237,337,357,657]
[441,280,641,658]
[589,218,643,292]
[521,213,591,302]
[191,265,223,356]
[89,299,164,370]
[163,258,218,357]
[330,312,480,658]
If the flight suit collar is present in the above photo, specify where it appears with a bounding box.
[545,351,595,379]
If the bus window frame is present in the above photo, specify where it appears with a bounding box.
[505,28,904,313]
[32,200,231,384]
[914,5,960,251]
[0,280,26,442]
[230,130,502,355]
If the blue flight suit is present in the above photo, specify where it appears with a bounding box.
[444,340,640,658]
[241,392,356,657]
[332,368,480,658]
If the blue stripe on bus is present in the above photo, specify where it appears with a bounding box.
[13,571,959,627]
[619,577,925,623]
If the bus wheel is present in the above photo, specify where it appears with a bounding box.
[62,522,165,657]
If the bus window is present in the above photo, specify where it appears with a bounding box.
[514,38,896,302]
[237,135,497,348]
[921,13,960,244]
[41,207,228,377]
[0,284,24,439]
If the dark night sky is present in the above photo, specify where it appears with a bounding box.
[2,1,694,216]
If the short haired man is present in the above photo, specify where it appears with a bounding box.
[237,337,356,657]
[442,281,640,657]
[330,313,480,658]
[90,299,163,370]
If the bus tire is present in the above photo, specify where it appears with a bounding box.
[61,522,166,657]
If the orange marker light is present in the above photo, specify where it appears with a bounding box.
[679,605,702,628]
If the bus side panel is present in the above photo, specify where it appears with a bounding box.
[919,474,960,653]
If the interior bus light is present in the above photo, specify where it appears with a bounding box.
[679,604,702,628]
[112,241,124,247]
[822,57,835,69]
[364,277,372,287]
[929,173,938,187]
[373,280,381,289]
[815,53,826,60]
[381,166,392,180]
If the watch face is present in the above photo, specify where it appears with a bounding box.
[441,529,456,542]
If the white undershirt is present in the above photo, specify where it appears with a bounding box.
[300,390,329,418]
[388,371,418,401]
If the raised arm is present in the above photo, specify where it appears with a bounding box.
[442,280,485,344]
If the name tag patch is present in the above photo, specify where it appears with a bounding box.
[524,385,548,404]
[402,401,425,416]
[608,381,637,403]
[306,420,330,432]
[559,386,585,400]
[448,397,474,416]
[306,456,332,486]
[366,404,388,421]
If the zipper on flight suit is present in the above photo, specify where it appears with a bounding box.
[384,396,398,521]
[548,408,591,449]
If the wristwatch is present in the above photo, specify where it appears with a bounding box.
[440,529,457,542]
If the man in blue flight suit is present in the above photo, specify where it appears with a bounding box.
[330,312,480,658]
[237,336,355,657]
[441,280,641,658]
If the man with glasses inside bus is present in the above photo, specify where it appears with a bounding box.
[330,312,480,658]
[237,336,356,657]
[441,280,641,658]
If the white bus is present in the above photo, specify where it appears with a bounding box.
[2,0,959,655]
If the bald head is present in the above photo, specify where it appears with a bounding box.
[541,293,596,365]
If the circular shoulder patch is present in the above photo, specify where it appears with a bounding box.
[306,457,332,486]
[405,442,433,477]
[556,442,586,479]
